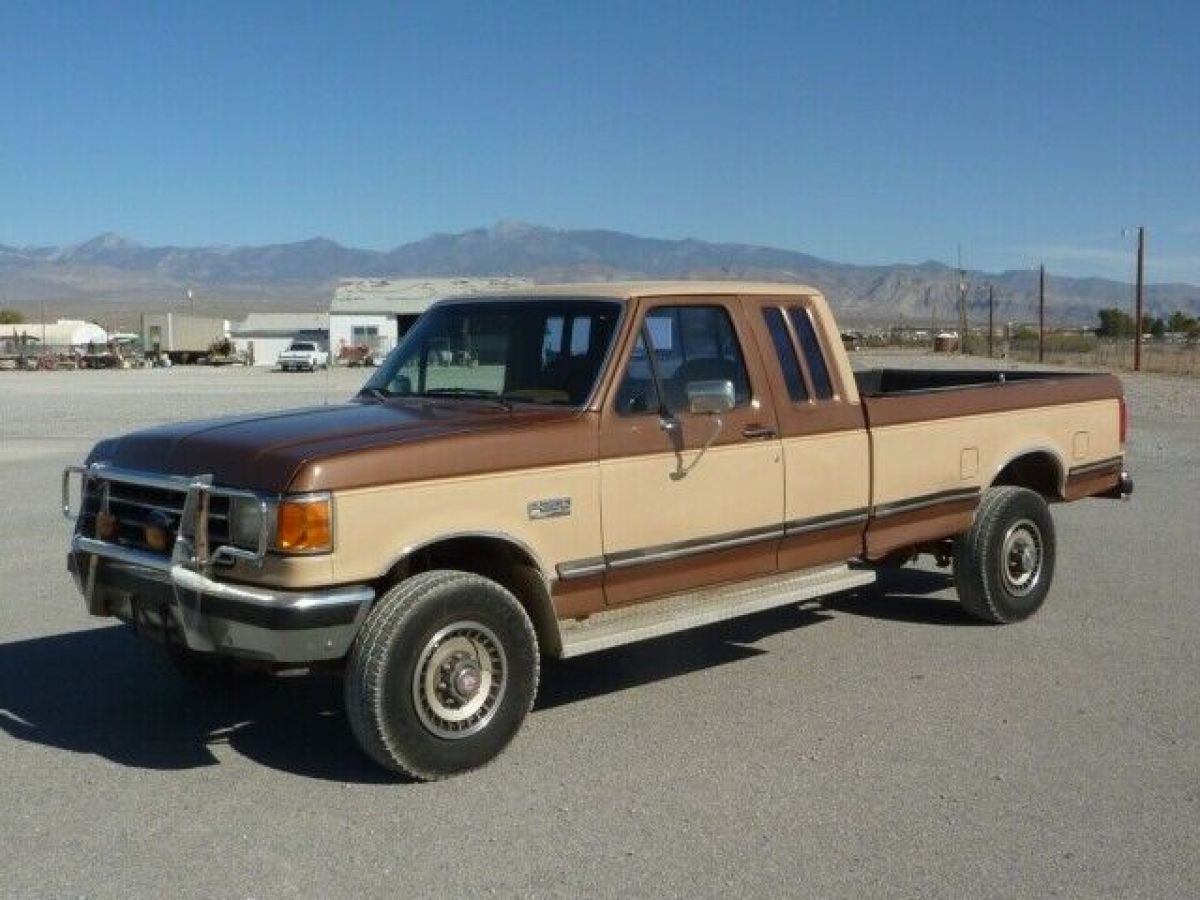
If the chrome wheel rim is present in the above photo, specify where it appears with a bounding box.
[1000,518,1043,596]
[412,621,507,740]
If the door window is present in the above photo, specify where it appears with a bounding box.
[616,305,751,415]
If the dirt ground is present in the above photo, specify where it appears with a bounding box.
[1,361,1197,898]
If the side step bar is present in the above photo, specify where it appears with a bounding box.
[557,564,876,658]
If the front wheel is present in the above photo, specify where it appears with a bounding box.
[343,570,539,780]
[953,486,1057,623]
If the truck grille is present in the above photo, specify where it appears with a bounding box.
[81,478,232,556]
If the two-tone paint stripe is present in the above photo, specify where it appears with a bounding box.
[557,508,869,580]
[785,507,869,535]
[1067,455,1124,479]
[557,487,982,581]
[869,486,981,519]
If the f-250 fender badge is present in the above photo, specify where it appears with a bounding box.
[528,497,571,520]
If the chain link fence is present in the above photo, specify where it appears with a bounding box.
[990,336,1200,377]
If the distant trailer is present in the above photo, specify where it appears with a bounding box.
[934,332,959,353]
[141,313,230,364]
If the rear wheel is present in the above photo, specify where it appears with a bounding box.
[343,570,539,780]
[953,486,1056,623]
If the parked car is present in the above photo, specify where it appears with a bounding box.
[63,282,1132,780]
[276,340,329,372]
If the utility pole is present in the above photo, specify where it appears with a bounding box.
[987,284,995,358]
[1038,264,1046,363]
[1134,226,1145,372]
[926,286,935,350]
[957,245,968,355]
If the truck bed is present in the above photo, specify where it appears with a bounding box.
[854,366,1124,558]
[853,367,1098,397]
[854,367,1122,429]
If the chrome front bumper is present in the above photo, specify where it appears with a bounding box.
[69,535,373,663]
[64,461,374,664]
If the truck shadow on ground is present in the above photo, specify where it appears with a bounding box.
[0,569,969,782]
[820,566,987,626]
[0,625,394,784]
[535,603,831,711]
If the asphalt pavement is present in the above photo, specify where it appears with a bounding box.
[1,360,1197,898]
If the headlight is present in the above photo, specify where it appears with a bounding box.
[229,497,267,549]
[274,494,333,554]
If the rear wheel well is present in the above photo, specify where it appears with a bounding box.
[379,536,561,656]
[992,452,1063,500]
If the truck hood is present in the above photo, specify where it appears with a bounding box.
[88,399,595,493]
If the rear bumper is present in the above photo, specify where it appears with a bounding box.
[69,535,373,664]
[1065,456,1133,502]
[1101,470,1134,500]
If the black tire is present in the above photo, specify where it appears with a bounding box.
[953,486,1057,623]
[343,570,539,780]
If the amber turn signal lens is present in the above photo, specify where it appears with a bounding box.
[144,524,170,552]
[96,511,118,540]
[274,496,332,553]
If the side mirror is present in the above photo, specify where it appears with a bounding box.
[686,379,735,415]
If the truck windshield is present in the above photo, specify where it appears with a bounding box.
[362,299,622,407]
[289,342,316,351]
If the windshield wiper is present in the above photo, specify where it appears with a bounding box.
[358,386,392,401]
[418,388,512,410]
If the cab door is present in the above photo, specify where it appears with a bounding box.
[597,296,784,606]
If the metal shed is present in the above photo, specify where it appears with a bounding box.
[140,313,229,361]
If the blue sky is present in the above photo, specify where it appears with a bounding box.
[1,0,1197,283]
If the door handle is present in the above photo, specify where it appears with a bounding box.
[741,424,777,440]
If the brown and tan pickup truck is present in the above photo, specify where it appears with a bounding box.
[63,282,1132,779]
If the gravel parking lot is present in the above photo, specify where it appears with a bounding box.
[1,360,1197,898]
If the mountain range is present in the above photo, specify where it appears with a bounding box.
[2,222,1196,326]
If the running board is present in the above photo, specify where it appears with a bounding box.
[557,564,876,658]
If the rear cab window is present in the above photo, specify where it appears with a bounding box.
[788,308,834,400]
[762,307,808,402]
[757,301,839,405]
